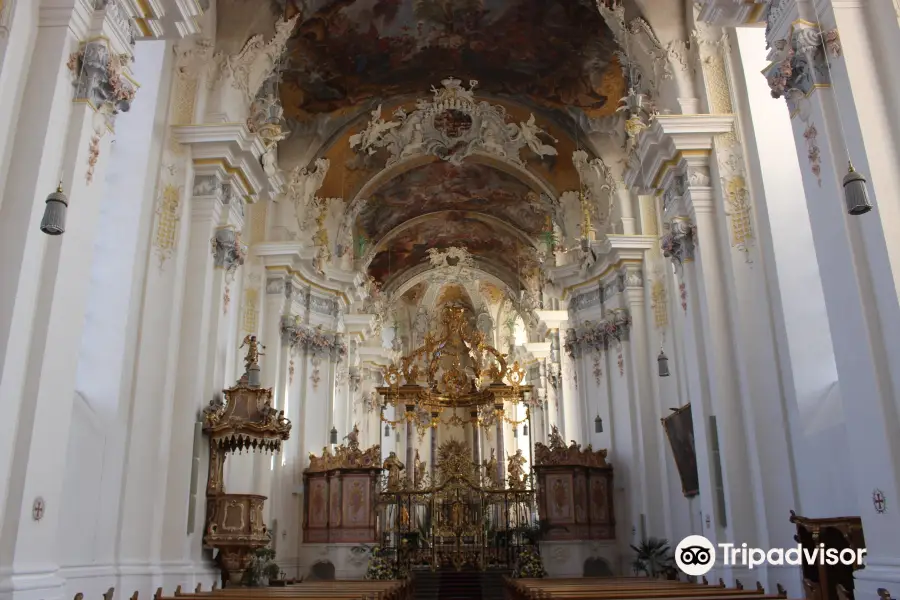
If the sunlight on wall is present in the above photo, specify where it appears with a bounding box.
[513,316,527,346]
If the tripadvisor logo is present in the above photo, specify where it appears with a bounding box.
[675,535,867,576]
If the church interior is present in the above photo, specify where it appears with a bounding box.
[1,0,900,600]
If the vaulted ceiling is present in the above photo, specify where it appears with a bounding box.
[222,0,675,295]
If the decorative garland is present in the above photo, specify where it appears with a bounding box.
[281,319,348,361]
[564,308,632,358]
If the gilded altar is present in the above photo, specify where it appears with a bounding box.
[533,426,615,541]
[302,439,382,543]
[376,439,536,573]
[368,305,538,573]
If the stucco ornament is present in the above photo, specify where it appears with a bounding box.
[284,158,329,233]
[349,78,557,167]
[423,247,478,285]
[764,24,841,113]
[572,150,616,230]
[248,94,290,177]
[210,16,299,101]
[68,41,136,117]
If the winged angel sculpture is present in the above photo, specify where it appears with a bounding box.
[349,78,557,166]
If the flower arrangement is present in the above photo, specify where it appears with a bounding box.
[362,546,396,580]
[512,547,547,578]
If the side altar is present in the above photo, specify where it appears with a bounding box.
[201,336,292,584]
[533,426,615,542]
[302,430,383,544]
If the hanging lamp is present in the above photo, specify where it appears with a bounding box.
[658,348,670,377]
[40,182,68,235]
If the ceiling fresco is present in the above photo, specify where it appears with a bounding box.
[356,161,549,244]
[366,211,533,286]
[279,0,624,121]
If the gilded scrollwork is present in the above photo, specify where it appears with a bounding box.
[535,425,609,468]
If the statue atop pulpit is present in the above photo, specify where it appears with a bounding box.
[240,335,266,386]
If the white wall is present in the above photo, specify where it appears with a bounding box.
[734,27,855,518]
[62,40,172,599]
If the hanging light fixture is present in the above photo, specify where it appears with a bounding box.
[522,423,529,436]
[808,4,872,216]
[658,348,670,377]
[513,426,518,439]
[843,162,872,215]
[594,415,603,433]
[384,424,391,437]
[40,182,68,235]
[329,426,338,445]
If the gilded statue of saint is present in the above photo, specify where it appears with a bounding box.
[383,451,405,490]
[239,335,265,371]
[414,449,426,488]
[507,449,527,489]
[482,448,499,488]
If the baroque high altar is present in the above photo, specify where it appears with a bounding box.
[302,306,615,573]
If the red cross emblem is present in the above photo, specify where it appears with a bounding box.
[873,489,887,514]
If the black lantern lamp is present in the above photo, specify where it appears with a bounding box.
[594,414,603,433]
[384,423,391,437]
[40,182,68,235]
[329,426,338,445]
[522,423,529,436]
[513,426,518,439]
[658,348,670,377]
[844,163,872,215]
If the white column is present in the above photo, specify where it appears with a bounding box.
[116,37,207,590]
[0,3,137,597]
[159,170,228,567]
[558,327,579,442]
[759,8,900,594]
[621,268,666,538]
[65,38,169,593]
[0,0,39,210]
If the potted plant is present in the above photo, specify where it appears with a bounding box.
[244,539,280,586]
[630,537,675,578]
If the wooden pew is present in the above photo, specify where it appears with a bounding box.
[156,578,411,600]
[504,577,789,600]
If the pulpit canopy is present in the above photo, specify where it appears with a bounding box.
[202,377,292,454]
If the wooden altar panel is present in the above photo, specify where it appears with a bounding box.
[303,469,379,543]
[535,465,615,541]
[329,474,342,527]
[546,473,574,522]
[309,478,328,527]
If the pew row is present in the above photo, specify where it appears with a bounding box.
[504,577,790,600]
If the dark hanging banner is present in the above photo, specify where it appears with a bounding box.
[661,404,699,497]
